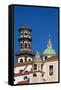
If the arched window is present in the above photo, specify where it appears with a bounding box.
[25,43,27,49]
[28,43,31,49]
[21,43,23,49]
[20,59,23,62]
[49,65,53,76]
[41,64,43,71]
[34,64,37,70]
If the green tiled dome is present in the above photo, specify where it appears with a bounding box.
[43,36,56,55]
[43,47,56,55]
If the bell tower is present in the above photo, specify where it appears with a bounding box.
[16,25,34,63]
[18,25,32,51]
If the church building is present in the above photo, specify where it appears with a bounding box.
[14,25,58,85]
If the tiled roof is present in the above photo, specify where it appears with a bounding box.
[43,55,58,62]
[14,70,45,77]
[14,61,33,67]
[19,25,32,32]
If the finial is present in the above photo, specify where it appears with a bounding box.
[21,24,28,28]
[47,34,52,48]
[35,51,40,58]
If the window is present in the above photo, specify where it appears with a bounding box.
[28,43,31,49]
[33,73,37,77]
[20,59,23,63]
[41,73,44,77]
[28,32,31,36]
[49,65,53,76]
[45,56,47,59]
[25,32,27,36]
[20,70,23,73]
[25,71,28,73]
[25,43,27,49]
[21,43,23,49]
[21,32,23,36]
[34,64,37,70]
[41,64,43,71]
[24,76,28,80]
[29,59,31,61]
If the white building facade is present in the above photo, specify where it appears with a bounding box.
[14,26,58,85]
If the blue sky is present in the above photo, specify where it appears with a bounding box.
[14,5,59,63]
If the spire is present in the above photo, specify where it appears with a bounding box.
[35,51,40,58]
[47,34,52,48]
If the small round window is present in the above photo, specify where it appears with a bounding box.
[29,59,31,61]
[25,33,27,36]
[45,56,47,59]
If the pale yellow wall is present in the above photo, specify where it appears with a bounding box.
[14,65,32,74]
[14,66,25,73]
[14,59,58,84]
[29,72,43,83]
[43,61,58,82]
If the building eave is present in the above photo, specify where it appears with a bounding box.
[16,51,35,56]
[14,61,33,67]
[14,70,45,77]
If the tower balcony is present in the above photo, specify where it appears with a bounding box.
[18,37,32,42]
[20,35,31,39]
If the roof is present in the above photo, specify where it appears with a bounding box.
[43,47,56,55]
[14,70,45,77]
[18,37,32,42]
[34,51,42,63]
[16,50,35,56]
[14,61,33,67]
[19,25,32,32]
[43,35,56,55]
[43,55,58,62]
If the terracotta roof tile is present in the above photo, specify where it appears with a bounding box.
[14,61,33,67]
[14,70,45,77]
[43,55,58,62]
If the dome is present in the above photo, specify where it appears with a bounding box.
[43,36,56,55]
[34,51,41,63]
[35,51,40,58]
[43,47,56,55]
[19,25,32,32]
